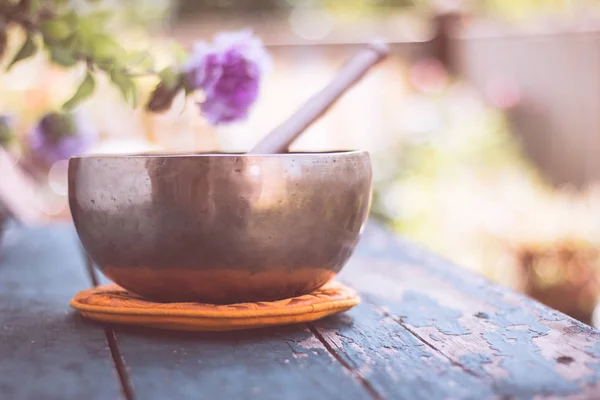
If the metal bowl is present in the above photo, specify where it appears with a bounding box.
[68,151,372,304]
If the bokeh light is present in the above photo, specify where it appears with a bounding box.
[48,160,69,197]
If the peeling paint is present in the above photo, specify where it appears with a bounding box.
[397,291,471,335]
[481,329,580,398]
[296,335,326,352]
[341,224,600,398]
[313,304,495,400]
[484,308,550,336]
[459,353,492,376]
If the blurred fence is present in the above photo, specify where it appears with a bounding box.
[457,27,600,187]
[171,12,600,188]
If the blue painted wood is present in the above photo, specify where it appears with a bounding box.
[4,222,600,400]
[112,325,372,400]
[310,304,496,399]
[0,224,121,400]
[333,223,600,399]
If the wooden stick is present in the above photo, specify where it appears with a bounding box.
[249,40,389,154]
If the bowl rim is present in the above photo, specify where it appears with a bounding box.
[69,150,368,160]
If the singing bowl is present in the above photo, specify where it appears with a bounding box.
[68,151,372,304]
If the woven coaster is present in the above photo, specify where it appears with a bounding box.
[70,281,359,331]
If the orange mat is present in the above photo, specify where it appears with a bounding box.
[70,281,359,331]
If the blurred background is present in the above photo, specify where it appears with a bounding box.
[3,0,600,325]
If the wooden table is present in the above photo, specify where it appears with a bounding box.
[2,222,600,400]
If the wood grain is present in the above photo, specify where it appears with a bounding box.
[112,325,372,400]
[310,304,495,400]
[337,223,600,399]
[104,222,600,399]
[0,224,122,400]
[5,222,600,399]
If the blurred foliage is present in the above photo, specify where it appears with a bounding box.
[371,75,600,314]
[473,0,600,20]
[175,0,417,15]
[371,83,544,231]
[174,0,600,20]
[0,0,184,112]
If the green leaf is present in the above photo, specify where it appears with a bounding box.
[48,45,77,67]
[76,26,94,55]
[63,71,95,110]
[127,50,154,70]
[40,20,72,43]
[130,84,138,107]
[63,33,78,47]
[110,69,137,107]
[48,34,82,67]
[6,33,37,71]
[84,10,112,29]
[138,58,154,72]
[181,72,195,96]
[71,10,121,66]
[127,51,148,64]
[92,34,126,65]
[158,67,180,90]
[0,27,7,62]
[183,84,194,97]
[60,10,79,27]
[29,0,42,15]
[168,42,188,64]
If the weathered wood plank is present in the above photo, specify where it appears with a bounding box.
[336,223,600,399]
[310,304,495,400]
[112,324,373,400]
[0,224,122,400]
[14,221,599,399]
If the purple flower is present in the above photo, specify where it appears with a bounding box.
[28,112,97,166]
[183,30,271,124]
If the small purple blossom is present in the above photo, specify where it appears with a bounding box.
[183,30,271,124]
[28,112,97,166]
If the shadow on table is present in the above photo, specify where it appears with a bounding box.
[73,312,355,341]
